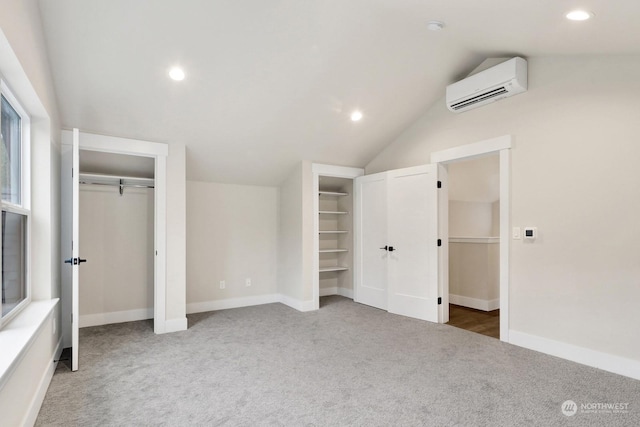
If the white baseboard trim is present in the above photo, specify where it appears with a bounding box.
[337,288,354,299]
[319,287,354,299]
[319,287,338,297]
[278,294,315,312]
[186,294,279,314]
[23,336,63,427]
[186,292,339,317]
[450,294,499,311]
[509,330,640,381]
[163,317,188,333]
[79,308,153,328]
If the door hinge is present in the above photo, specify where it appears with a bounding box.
[437,239,442,247]
[437,297,442,305]
[437,180,442,189]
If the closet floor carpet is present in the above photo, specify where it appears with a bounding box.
[36,296,638,426]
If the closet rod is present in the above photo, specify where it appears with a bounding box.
[79,181,155,189]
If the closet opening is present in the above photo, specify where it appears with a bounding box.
[445,154,500,339]
[431,136,511,341]
[77,150,155,329]
[312,164,364,310]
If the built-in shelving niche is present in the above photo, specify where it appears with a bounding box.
[318,177,354,298]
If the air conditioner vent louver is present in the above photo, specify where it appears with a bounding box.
[446,57,527,113]
[450,87,508,110]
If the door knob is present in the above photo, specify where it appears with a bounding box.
[379,245,388,251]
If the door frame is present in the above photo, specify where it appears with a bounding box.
[431,135,511,342]
[61,130,169,343]
[312,164,364,310]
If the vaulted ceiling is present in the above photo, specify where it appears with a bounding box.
[38,0,640,185]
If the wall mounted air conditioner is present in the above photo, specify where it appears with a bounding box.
[446,57,527,113]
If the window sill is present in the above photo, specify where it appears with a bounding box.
[0,299,59,391]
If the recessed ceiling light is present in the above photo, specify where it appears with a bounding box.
[566,10,593,21]
[350,110,363,122]
[169,67,185,81]
[427,21,445,31]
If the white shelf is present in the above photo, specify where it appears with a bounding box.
[319,266,349,272]
[319,210,348,215]
[319,230,348,234]
[319,191,348,197]
[319,249,348,253]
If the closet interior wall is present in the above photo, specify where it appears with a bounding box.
[447,156,500,312]
[318,177,354,298]
[78,151,155,327]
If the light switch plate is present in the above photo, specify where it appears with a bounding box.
[513,227,521,240]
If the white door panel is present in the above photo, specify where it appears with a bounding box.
[387,165,439,322]
[354,172,387,310]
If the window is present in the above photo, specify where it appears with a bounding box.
[0,83,30,324]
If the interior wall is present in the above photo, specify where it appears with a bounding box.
[277,162,304,301]
[186,181,278,309]
[277,160,315,306]
[166,143,187,326]
[449,201,493,237]
[0,0,62,423]
[366,55,640,362]
[79,186,154,325]
[491,200,500,236]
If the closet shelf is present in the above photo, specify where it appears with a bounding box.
[319,249,348,253]
[319,266,349,273]
[319,210,348,215]
[319,230,349,234]
[319,191,348,197]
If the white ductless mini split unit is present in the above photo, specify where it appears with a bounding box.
[446,57,528,113]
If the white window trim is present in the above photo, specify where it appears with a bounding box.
[0,79,32,329]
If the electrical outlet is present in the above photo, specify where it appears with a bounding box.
[220,280,226,289]
[245,278,251,287]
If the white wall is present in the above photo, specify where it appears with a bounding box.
[0,0,62,423]
[449,201,494,237]
[366,55,640,364]
[79,186,154,325]
[277,161,314,307]
[166,143,187,327]
[447,155,499,203]
[186,181,278,311]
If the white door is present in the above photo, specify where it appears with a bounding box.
[387,164,443,322]
[62,128,82,371]
[354,172,388,310]
[354,164,447,322]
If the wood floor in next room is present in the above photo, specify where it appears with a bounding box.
[447,304,500,339]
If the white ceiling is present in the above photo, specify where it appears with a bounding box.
[37,0,640,185]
